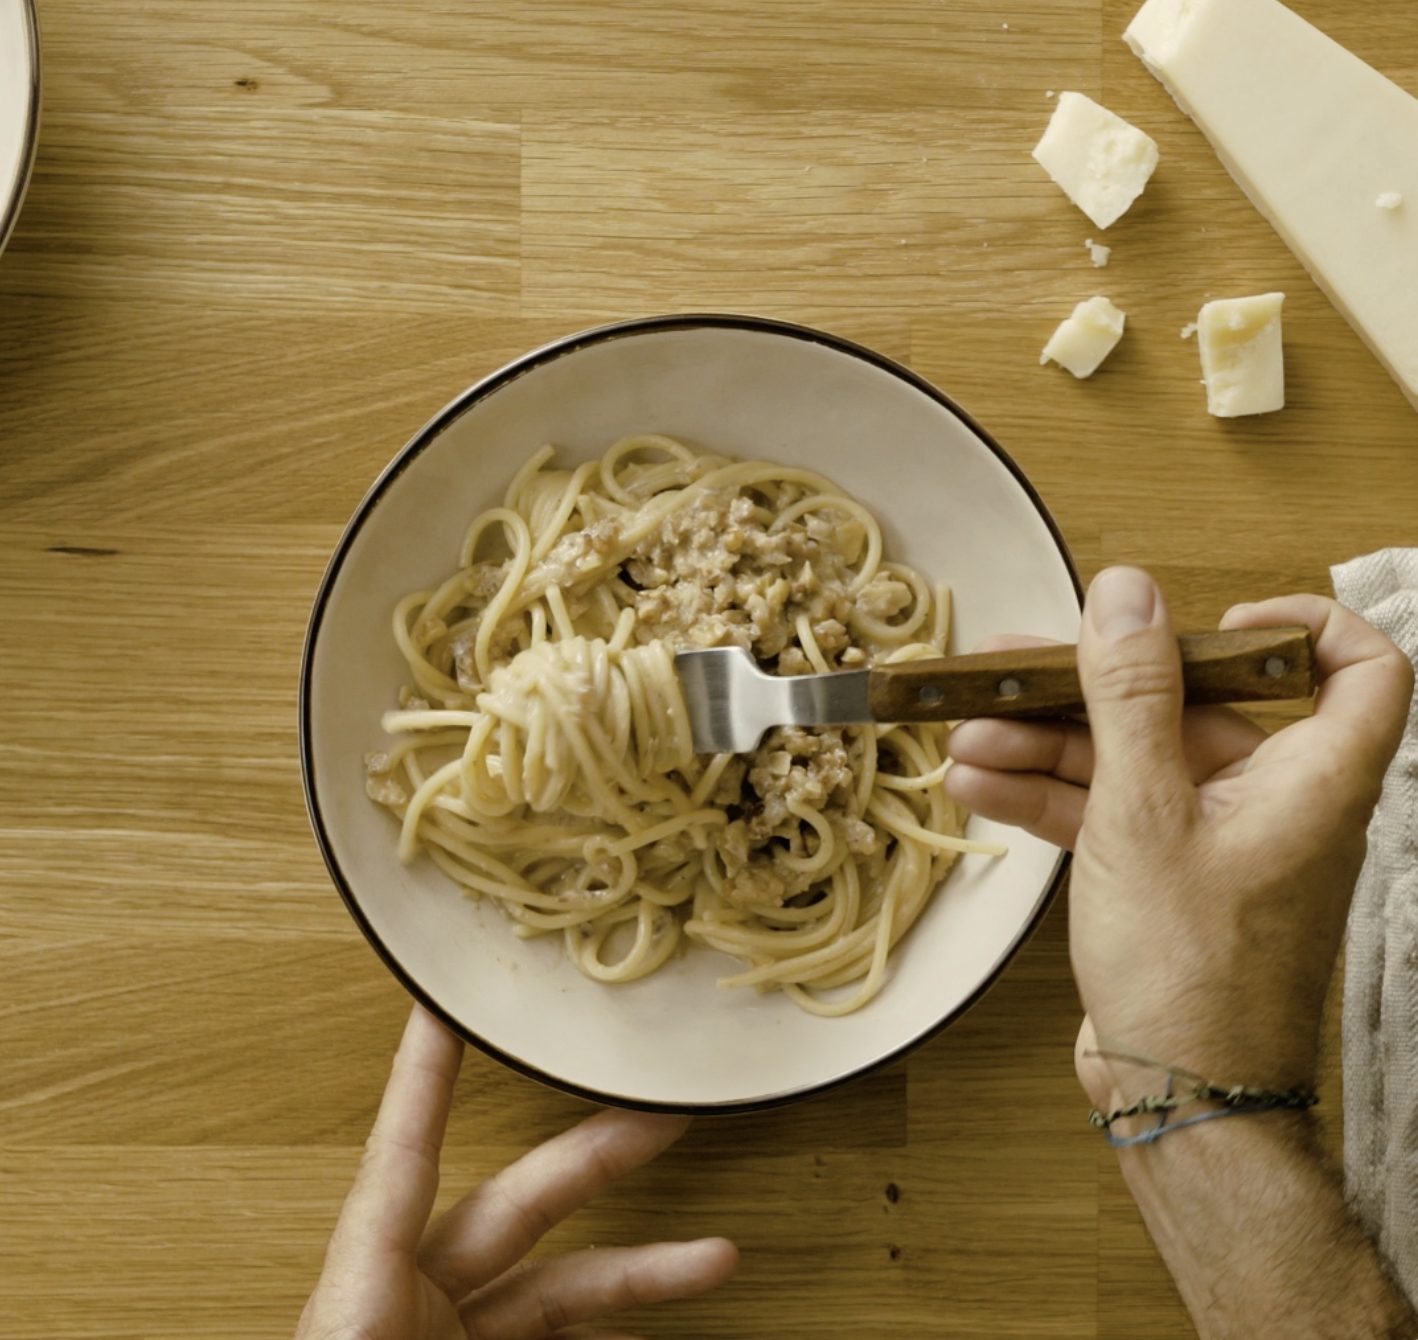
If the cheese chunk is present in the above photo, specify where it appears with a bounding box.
[1041,297,1127,378]
[1032,92,1160,230]
[1197,293,1285,418]
[1126,0,1418,411]
[1085,238,1112,267]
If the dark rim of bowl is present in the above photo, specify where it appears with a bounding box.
[0,0,40,257]
[298,312,1083,1116]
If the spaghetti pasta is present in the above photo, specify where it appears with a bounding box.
[366,437,1002,1016]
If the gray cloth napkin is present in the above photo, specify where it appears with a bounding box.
[1333,549,1418,1293]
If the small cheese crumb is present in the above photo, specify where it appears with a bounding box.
[1196,293,1286,417]
[1045,90,1056,99]
[1180,322,1198,340]
[1032,92,1160,230]
[1084,238,1112,267]
[1376,191,1404,211]
[1040,296,1126,379]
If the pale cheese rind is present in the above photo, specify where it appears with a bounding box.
[1125,0,1418,411]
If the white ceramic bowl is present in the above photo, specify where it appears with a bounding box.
[301,315,1082,1112]
[0,0,39,256]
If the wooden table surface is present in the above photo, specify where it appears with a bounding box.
[3,1,1416,1335]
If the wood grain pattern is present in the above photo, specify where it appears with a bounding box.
[0,0,1411,1335]
[5,108,521,313]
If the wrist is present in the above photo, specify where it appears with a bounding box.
[1115,1106,1321,1305]
[1115,1105,1322,1259]
[1119,1098,1316,1160]
[1075,1023,1321,1150]
[1075,1021,1320,1115]
[1109,1102,1418,1339]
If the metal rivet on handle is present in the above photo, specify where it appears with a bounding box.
[998,676,1023,699]
[1264,657,1287,679]
[918,686,943,706]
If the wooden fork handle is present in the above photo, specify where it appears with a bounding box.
[867,626,1317,722]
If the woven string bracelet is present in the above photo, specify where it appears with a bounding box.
[1085,1049,1319,1149]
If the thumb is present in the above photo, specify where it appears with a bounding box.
[1077,566,1190,810]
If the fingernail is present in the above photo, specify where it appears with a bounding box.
[1087,566,1158,641]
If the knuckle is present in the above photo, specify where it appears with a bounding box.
[1084,651,1179,708]
[491,1177,555,1247]
[618,1257,653,1310]
[583,1125,621,1185]
[363,1128,440,1178]
[533,1276,571,1335]
[355,1139,391,1189]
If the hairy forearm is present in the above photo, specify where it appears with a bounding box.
[1118,1113,1417,1338]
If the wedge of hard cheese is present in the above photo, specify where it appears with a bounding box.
[1126,0,1418,411]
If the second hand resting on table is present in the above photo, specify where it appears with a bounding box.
[295,1007,737,1340]
[299,566,1417,1339]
